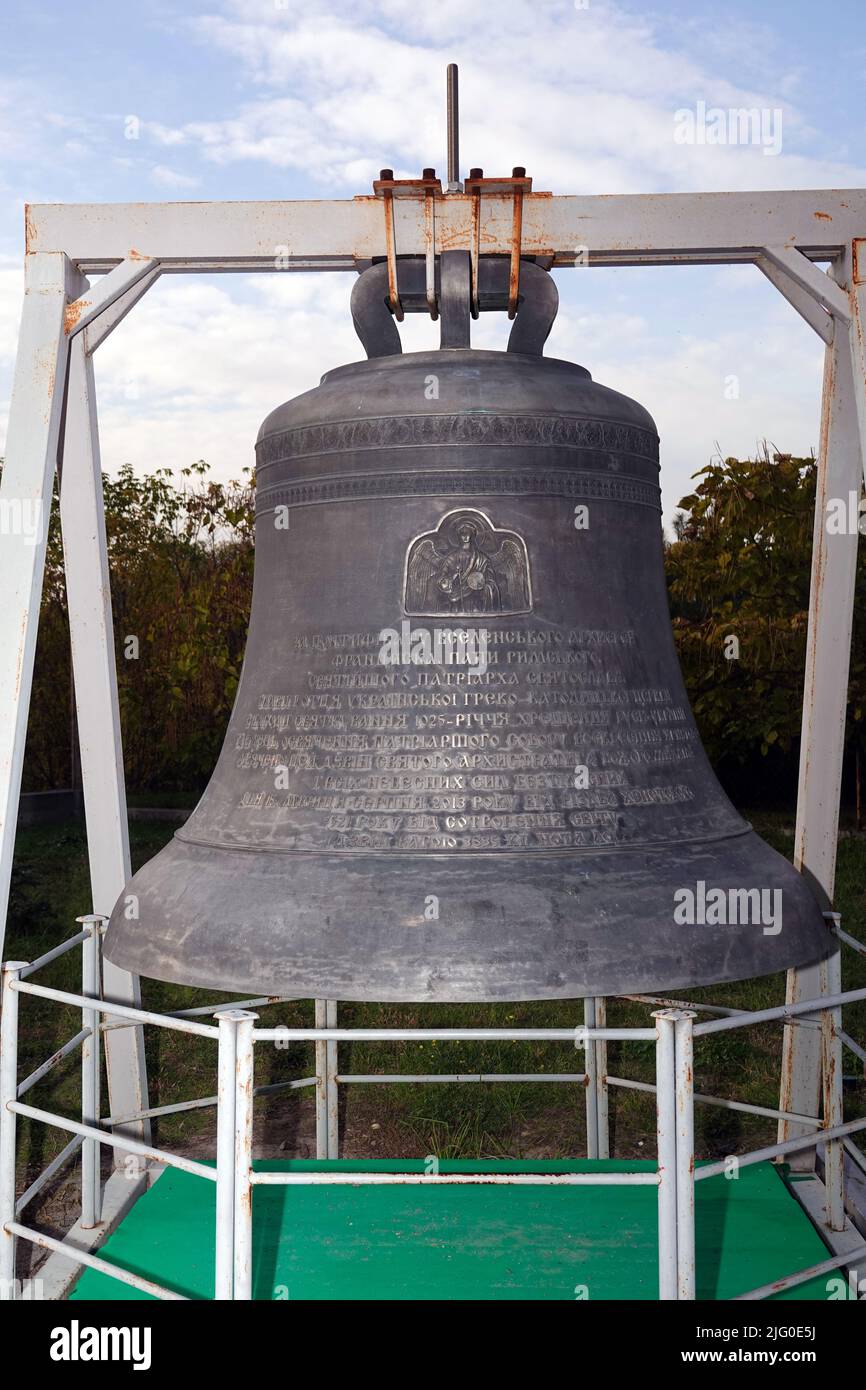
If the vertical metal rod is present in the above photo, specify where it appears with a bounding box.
[215,1011,240,1300]
[314,999,328,1160]
[424,190,438,320]
[446,64,460,191]
[674,1012,696,1300]
[583,997,599,1159]
[0,963,26,1299]
[595,997,610,1160]
[79,918,102,1228]
[654,1010,678,1300]
[821,946,845,1231]
[326,1000,339,1160]
[232,1011,257,1301]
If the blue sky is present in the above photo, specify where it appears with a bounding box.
[2,0,865,521]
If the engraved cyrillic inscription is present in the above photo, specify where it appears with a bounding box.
[215,620,741,853]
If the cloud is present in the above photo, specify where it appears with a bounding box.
[143,0,866,193]
[0,0,837,539]
[150,164,201,189]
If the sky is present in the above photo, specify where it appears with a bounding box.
[1,0,865,523]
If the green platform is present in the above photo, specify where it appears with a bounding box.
[70,1159,834,1301]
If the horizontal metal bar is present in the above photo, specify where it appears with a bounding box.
[15,1136,84,1216]
[9,1100,217,1182]
[606,1074,821,1126]
[836,927,866,958]
[844,1138,866,1177]
[105,1075,316,1126]
[733,1244,866,1300]
[335,1073,587,1084]
[25,188,861,273]
[696,1115,866,1181]
[17,1028,90,1098]
[621,994,745,1017]
[253,1027,655,1042]
[172,995,294,1018]
[18,931,88,978]
[249,1171,659,1187]
[840,1029,866,1066]
[13,979,219,1039]
[693,986,866,1036]
[7,1223,187,1300]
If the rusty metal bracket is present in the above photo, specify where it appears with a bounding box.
[373,171,443,321]
[465,170,532,320]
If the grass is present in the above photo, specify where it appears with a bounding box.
[5,810,866,1206]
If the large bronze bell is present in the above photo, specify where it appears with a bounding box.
[104,253,829,1000]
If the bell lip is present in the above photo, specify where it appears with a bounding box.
[104,831,832,1004]
[102,911,833,1003]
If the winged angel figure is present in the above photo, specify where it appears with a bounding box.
[404,510,532,617]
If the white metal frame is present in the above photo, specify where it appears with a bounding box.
[1,185,866,1291]
[3,916,865,1300]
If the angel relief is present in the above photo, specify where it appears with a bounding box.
[403,509,532,617]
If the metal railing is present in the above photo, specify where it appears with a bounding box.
[2,914,866,1301]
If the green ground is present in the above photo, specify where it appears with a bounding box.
[6,812,866,1205]
[69,1160,834,1302]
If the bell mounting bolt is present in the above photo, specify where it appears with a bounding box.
[370,64,535,322]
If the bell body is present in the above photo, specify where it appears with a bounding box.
[105,345,828,1000]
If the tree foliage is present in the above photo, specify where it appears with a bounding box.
[24,461,254,793]
[667,450,866,772]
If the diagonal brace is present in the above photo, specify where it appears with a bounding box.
[760,245,851,324]
[64,256,159,339]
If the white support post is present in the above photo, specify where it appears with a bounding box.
[780,251,865,1162]
[674,1012,696,1300]
[215,1011,240,1300]
[594,997,609,1160]
[654,1010,678,1300]
[846,241,866,463]
[79,917,102,1229]
[232,1011,257,1301]
[326,1000,339,1160]
[314,999,328,1160]
[60,329,151,1146]
[0,254,71,953]
[821,947,845,1231]
[583,997,600,1159]
[0,963,26,1299]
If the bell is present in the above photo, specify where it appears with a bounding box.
[104,253,829,1001]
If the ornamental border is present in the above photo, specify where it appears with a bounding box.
[255,412,659,466]
[255,469,661,513]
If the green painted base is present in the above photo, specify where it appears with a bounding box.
[70,1159,834,1301]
